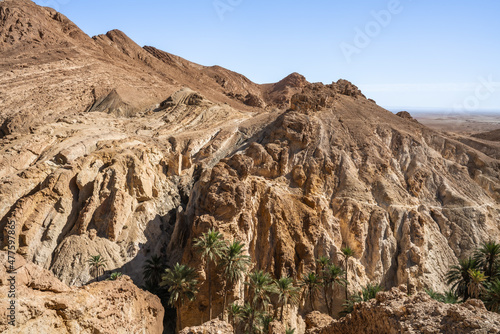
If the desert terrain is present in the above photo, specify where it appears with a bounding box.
[1,1,500,333]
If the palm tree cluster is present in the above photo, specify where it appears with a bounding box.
[152,231,366,332]
[440,241,500,312]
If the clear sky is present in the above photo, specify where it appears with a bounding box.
[33,0,500,112]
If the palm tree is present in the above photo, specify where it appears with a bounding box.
[360,283,383,301]
[316,256,331,273]
[219,240,251,320]
[474,241,500,282]
[274,276,300,321]
[88,254,106,282]
[339,247,355,300]
[341,283,383,315]
[143,255,165,286]
[161,263,199,332]
[322,264,347,315]
[446,257,479,301]
[227,303,242,328]
[240,303,261,334]
[285,328,296,334]
[467,268,487,299]
[484,279,500,312]
[247,270,276,310]
[301,272,322,311]
[193,229,226,320]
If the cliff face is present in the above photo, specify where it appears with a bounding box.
[1,1,500,332]
[0,252,164,333]
[178,91,500,326]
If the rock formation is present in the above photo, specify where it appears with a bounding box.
[0,251,164,333]
[179,319,233,334]
[311,286,500,334]
[1,0,500,333]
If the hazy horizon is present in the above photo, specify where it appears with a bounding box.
[32,0,500,113]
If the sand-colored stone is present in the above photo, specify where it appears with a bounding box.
[0,251,163,333]
[312,287,500,334]
[1,1,500,333]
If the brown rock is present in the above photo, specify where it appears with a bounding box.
[317,288,500,334]
[179,319,233,334]
[0,251,164,334]
[305,311,333,331]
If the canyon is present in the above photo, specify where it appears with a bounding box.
[1,0,500,332]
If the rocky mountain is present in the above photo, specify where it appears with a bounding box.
[1,0,499,332]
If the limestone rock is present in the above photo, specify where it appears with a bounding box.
[305,311,333,332]
[1,1,500,333]
[315,287,500,334]
[179,319,233,334]
[0,251,164,334]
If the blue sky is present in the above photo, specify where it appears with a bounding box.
[33,0,500,112]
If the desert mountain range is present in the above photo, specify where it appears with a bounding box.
[1,0,500,332]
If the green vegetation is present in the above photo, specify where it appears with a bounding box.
[425,288,459,304]
[138,233,500,333]
[219,240,251,321]
[322,264,346,316]
[143,255,166,287]
[430,240,500,312]
[161,263,199,331]
[339,247,355,300]
[301,272,322,311]
[342,283,383,315]
[193,228,226,321]
[275,275,300,321]
[446,257,479,301]
[107,272,123,280]
[474,241,500,282]
[87,254,106,282]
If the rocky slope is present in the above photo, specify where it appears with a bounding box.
[0,251,163,333]
[313,286,500,334]
[1,0,500,332]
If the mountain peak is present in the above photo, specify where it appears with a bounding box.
[0,0,90,50]
[276,72,308,89]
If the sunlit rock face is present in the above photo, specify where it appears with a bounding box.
[0,252,164,333]
[312,287,500,334]
[1,0,500,332]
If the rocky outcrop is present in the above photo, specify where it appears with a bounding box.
[0,251,164,333]
[179,319,233,334]
[313,287,500,334]
[396,111,419,123]
[305,312,333,333]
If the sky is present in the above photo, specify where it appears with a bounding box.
[32,0,500,112]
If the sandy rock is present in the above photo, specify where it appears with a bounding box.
[179,319,233,334]
[314,288,500,334]
[305,311,333,332]
[0,251,163,334]
[1,1,500,333]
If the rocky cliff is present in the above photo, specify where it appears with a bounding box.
[1,0,500,332]
[0,251,164,333]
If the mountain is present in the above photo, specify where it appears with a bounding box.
[1,0,499,332]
